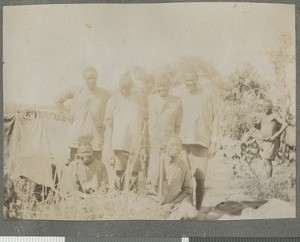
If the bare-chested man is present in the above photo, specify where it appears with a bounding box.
[256,99,288,178]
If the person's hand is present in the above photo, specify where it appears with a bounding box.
[109,151,115,166]
[82,193,92,200]
[262,136,270,142]
[140,148,147,163]
[161,201,176,211]
[66,112,73,123]
[270,134,277,142]
[141,161,147,179]
[97,126,105,134]
[146,184,158,195]
[209,142,217,158]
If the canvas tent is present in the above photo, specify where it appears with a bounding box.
[4,111,69,187]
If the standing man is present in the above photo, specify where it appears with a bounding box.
[147,77,182,187]
[180,72,219,211]
[55,67,111,164]
[104,73,147,191]
[255,99,288,178]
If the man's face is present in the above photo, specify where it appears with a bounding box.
[157,84,169,98]
[166,138,182,158]
[81,149,94,165]
[241,144,247,151]
[84,71,97,91]
[120,85,132,97]
[264,101,273,114]
[184,79,197,92]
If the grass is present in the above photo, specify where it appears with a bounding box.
[4,137,296,220]
[231,150,296,203]
[5,175,165,220]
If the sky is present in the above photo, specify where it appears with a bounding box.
[3,2,295,105]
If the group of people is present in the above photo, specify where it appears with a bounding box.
[55,66,219,215]
[54,66,287,217]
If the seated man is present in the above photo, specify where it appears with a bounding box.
[146,134,195,219]
[61,138,108,199]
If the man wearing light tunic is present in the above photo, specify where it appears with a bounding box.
[105,73,147,191]
[62,139,108,199]
[147,77,182,186]
[180,72,219,211]
[55,67,110,163]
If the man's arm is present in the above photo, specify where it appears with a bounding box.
[171,190,190,205]
[55,87,76,121]
[98,164,109,190]
[170,163,192,206]
[175,101,183,134]
[104,97,115,165]
[140,97,148,164]
[209,94,220,157]
[270,114,288,141]
[62,163,86,198]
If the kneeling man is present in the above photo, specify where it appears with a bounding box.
[61,138,108,199]
[147,134,195,219]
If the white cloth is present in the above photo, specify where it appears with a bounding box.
[147,94,182,184]
[55,86,111,151]
[105,93,147,153]
[180,89,216,148]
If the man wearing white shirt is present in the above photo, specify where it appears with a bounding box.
[180,72,219,211]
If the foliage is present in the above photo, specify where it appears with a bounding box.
[220,64,266,140]
[231,140,296,203]
[266,33,295,117]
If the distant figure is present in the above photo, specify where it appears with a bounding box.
[147,77,182,187]
[62,139,108,199]
[180,72,219,211]
[145,134,194,220]
[255,99,288,178]
[55,67,110,163]
[105,73,147,191]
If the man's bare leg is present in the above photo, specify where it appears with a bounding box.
[130,172,139,191]
[195,177,205,210]
[115,170,125,191]
[184,145,208,211]
[265,159,273,178]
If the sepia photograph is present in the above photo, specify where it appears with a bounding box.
[3,2,296,220]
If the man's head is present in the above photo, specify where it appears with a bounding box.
[156,77,170,98]
[83,66,98,91]
[240,143,247,151]
[183,72,198,93]
[263,99,273,115]
[78,141,94,165]
[119,73,133,97]
[166,134,182,159]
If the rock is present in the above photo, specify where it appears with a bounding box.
[253,198,295,219]
[217,198,295,220]
[227,194,257,202]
